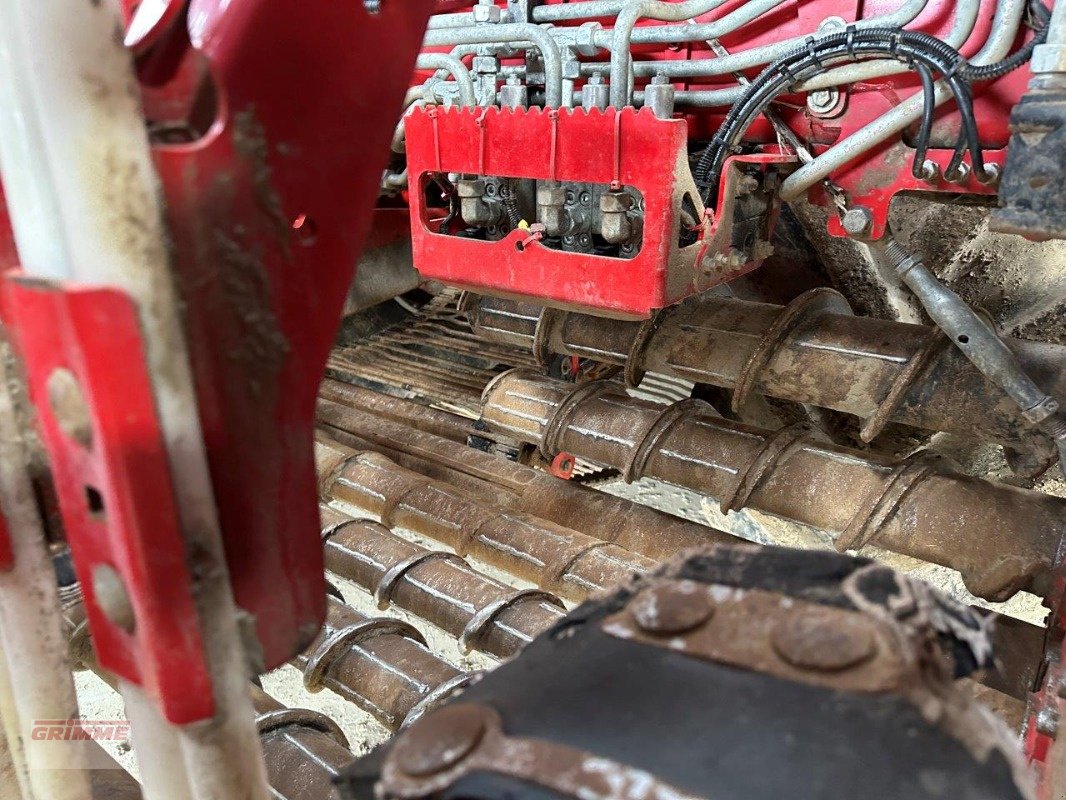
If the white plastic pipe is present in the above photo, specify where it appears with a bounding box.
[0,355,91,800]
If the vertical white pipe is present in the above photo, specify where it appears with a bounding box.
[0,643,33,800]
[0,352,91,800]
[0,1,271,798]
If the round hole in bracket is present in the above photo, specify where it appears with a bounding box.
[92,563,136,635]
[957,335,970,345]
[47,368,93,449]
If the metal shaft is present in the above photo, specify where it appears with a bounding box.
[317,437,657,601]
[320,505,565,660]
[293,595,472,732]
[466,290,1066,447]
[319,379,477,444]
[315,392,738,561]
[481,370,1066,602]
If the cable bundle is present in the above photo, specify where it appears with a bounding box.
[693,6,1050,203]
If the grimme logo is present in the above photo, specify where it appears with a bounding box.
[30,719,130,742]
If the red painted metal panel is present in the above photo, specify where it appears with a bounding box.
[145,0,435,670]
[1,279,213,723]
[407,106,701,317]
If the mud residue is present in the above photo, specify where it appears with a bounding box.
[214,231,291,397]
[232,106,291,254]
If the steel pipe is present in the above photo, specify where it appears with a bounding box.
[317,437,656,600]
[613,0,930,80]
[606,0,741,107]
[481,370,1066,601]
[415,54,476,108]
[465,291,1066,448]
[316,388,736,560]
[646,0,981,107]
[422,24,563,107]
[320,505,565,659]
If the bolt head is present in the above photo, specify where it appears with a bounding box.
[978,162,1001,186]
[806,88,839,116]
[841,206,874,237]
[945,161,971,184]
[392,704,487,777]
[631,580,715,635]
[771,611,876,672]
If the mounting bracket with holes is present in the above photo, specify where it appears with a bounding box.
[0,276,213,724]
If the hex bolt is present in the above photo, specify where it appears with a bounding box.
[806,88,840,117]
[363,0,381,13]
[47,367,93,448]
[841,206,874,238]
[392,704,487,777]
[771,612,876,672]
[631,581,715,635]
[92,564,136,634]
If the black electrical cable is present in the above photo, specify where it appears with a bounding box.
[692,28,977,201]
[693,7,1052,203]
[911,60,937,179]
[959,0,1051,82]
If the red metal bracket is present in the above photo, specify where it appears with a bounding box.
[140,0,435,671]
[1,276,213,724]
[406,106,702,318]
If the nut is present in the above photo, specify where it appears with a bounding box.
[472,4,502,23]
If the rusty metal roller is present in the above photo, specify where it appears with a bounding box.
[319,504,566,659]
[465,290,1066,448]
[316,436,656,601]
[481,370,1066,602]
[315,388,736,562]
[293,594,476,732]
[250,685,358,800]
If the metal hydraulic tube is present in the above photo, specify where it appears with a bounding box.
[481,370,1066,601]
[465,291,1066,448]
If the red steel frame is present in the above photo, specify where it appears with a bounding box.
[0,0,436,720]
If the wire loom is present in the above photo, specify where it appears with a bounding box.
[693,10,1052,200]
